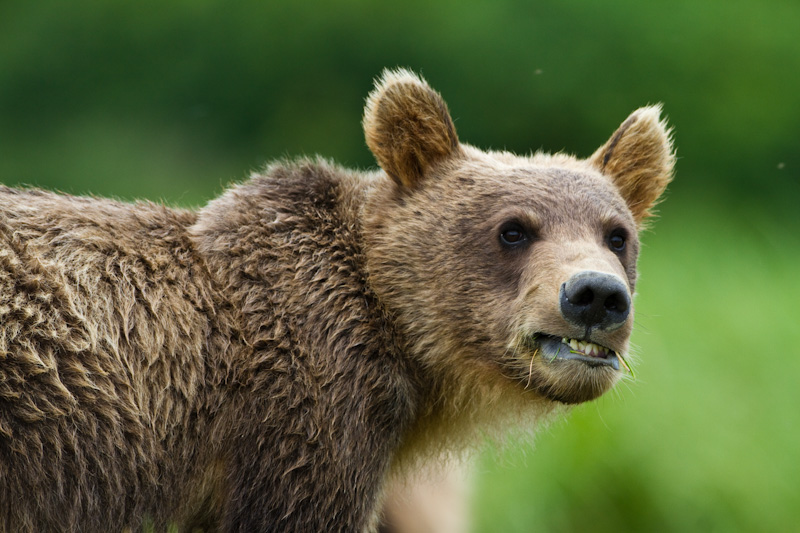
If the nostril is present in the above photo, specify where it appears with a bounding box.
[604,292,628,312]
[572,288,594,306]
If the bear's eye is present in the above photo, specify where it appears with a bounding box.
[499,222,528,247]
[607,230,627,252]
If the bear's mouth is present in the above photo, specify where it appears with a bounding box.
[529,334,621,370]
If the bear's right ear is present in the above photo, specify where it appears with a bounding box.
[363,69,462,189]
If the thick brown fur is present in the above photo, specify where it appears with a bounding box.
[0,69,674,532]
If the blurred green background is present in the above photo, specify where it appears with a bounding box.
[1,1,798,531]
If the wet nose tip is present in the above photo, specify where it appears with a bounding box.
[559,271,631,331]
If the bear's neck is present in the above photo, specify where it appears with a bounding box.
[190,157,427,426]
[190,160,410,376]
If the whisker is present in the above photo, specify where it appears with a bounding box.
[525,348,538,390]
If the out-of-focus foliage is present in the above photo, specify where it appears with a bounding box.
[1,0,797,531]
[2,0,797,207]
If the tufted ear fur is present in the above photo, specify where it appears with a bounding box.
[589,105,675,226]
[363,69,462,189]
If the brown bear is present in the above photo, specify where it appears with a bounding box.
[0,69,673,532]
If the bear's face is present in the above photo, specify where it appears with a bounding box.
[364,70,673,405]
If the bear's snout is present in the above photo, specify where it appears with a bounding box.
[559,271,631,332]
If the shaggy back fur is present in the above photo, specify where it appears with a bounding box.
[0,69,673,532]
[0,189,239,530]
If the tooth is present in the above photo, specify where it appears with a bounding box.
[569,339,578,350]
[587,343,596,356]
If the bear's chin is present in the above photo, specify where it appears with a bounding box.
[532,361,620,404]
[517,357,621,405]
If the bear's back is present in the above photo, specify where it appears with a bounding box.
[0,186,236,530]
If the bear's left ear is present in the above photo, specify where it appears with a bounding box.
[588,105,675,226]
[363,69,462,189]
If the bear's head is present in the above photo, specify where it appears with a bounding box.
[363,69,673,407]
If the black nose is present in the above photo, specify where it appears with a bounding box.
[559,271,631,331]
